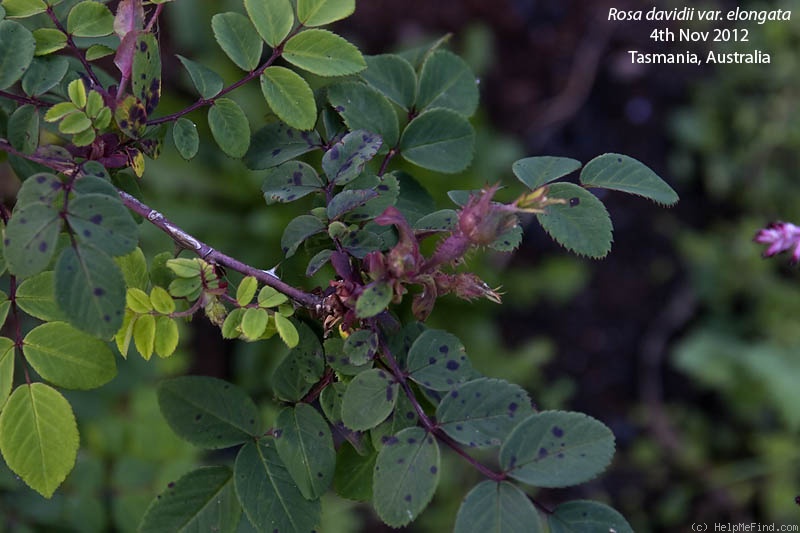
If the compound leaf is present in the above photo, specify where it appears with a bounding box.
[407,329,477,391]
[341,368,398,431]
[208,98,250,158]
[211,11,262,71]
[260,66,317,131]
[157,376,260,449]
[139,466,241,533]
[580,153,679,206]
[274,403,335,500]
[373,427,440,527]
[499,411,615,488]
[55,244,126,338]
[535,183,612,259]
[283,29,365,77]
[512,156,582,190]
[234,440,321,532]
[400,108,474,173]
[0,383,78,498]
[437,378,534,449]
[23,321,116,390]
[454,481,543,533]
[548,500,633,533]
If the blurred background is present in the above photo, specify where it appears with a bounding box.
[2,0,799,531]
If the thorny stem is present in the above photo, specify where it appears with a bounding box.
[146,24,304,126]
[118,191,322,310]
[46,6,101,88]
[301,367,335,404]
[374,330,507,483]
[377,147,398,177]
[0,138,77,174]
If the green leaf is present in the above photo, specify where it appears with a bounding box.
[296,0,354,26]
[67,1,114,37]
[4,202,62,278]
[370,388,418,450]
[208,98,250,158]
[85,43,113,60]
[0,337,14,408]
[176,54,223,99]
[139,466,241,533]
[15,271,67,321]
[211,12,262,71]
[244,0,293,47]
[271,322,324,402]
[21,55,68,95]
[258,285,288,308]
[131,32,161,115]
[262,161,323,204]
[454,481,543,533]
[133,313,156,359]
[333,442,376,501]
[23,321,116,389]
[0,20,36,90]
[373,427,440,527]
[283,29,365,77]
[436,378,534,449]
[115,247,149,291]
[512,156,582,190]
[322,129,383,185]
[341,368,398,431]
[548,500,633,533]
[15,171,64,207]
[535,183,613,259]
[400,108,474,173]
[154,316,179,358]
[407,329,477,391]
[327,81,399,147]
[234,440,321,533]
[274,313,299,348]
[274,403,335,499]
[31,27,66,55]
[0,293,8,329]
[8,104,39,154]
[2,0,46,18]
[361,54,417,109]
[240,308,269,340]
[236,275,258,306]
[59,110,91,134]
[260,66,317,131]
[580,153,679,206]
[417,50,478,116]
[306,249,332,277]
[157,376,260,449]
[221,308,244,340]
[354,280,392,319]
[244,122,321,169]
[414,209,457,232]
[172,118,199,160]
[499,411,615,488]
[281,214,326,257]
[0,383,78,498]
[343,329,377,366]
[54,244,127,338]
[66,192,138,256]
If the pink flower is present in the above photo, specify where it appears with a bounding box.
[754,221,800,263]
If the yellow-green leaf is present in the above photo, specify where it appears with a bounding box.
[154,316,179,358]
[236,275,258,307]
[149,286,175,314]
[283,29,365,77]
[133,313,156,360]
[32,27,66,55]
[67,1,114,37]
[260,66,316,131]
[274,313,298,348]
[126,287,152,314]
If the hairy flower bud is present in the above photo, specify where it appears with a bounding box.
[458,185,518,246]
[754,221,800,263]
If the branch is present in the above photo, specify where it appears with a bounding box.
[46,6,102,88]
[0,90,50,107]
[118,191,322,310]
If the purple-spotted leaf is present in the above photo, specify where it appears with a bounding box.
[535,183,613,259]
[244,122,321,170]
[373,427,440,527]
[436,378,534,449]
[261,161,323,204]
[157,376,260,449]
[414,209,457,232]
[341,368,398,431]
[139,466,241,533]
[66,193,138,256]
[370,388,418,451]
[548,500,633,533]
[271,322,324,402]
[4,202,62,278]
[55,244,126,338]
[343,329,378,366]
[454,481,543,533]
[280,214,326,258]
[274,403,335,499]
[327,189,378,220]
[328,82,399,147]
[354,280,392,318]
[234,440,321,533]
[406,329,477,391]
[23,322,116,390]
[499,411,615,488]
[114,94,147,138]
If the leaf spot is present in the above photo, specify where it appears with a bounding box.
[552,426,564,438]
[445,360,459,371]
